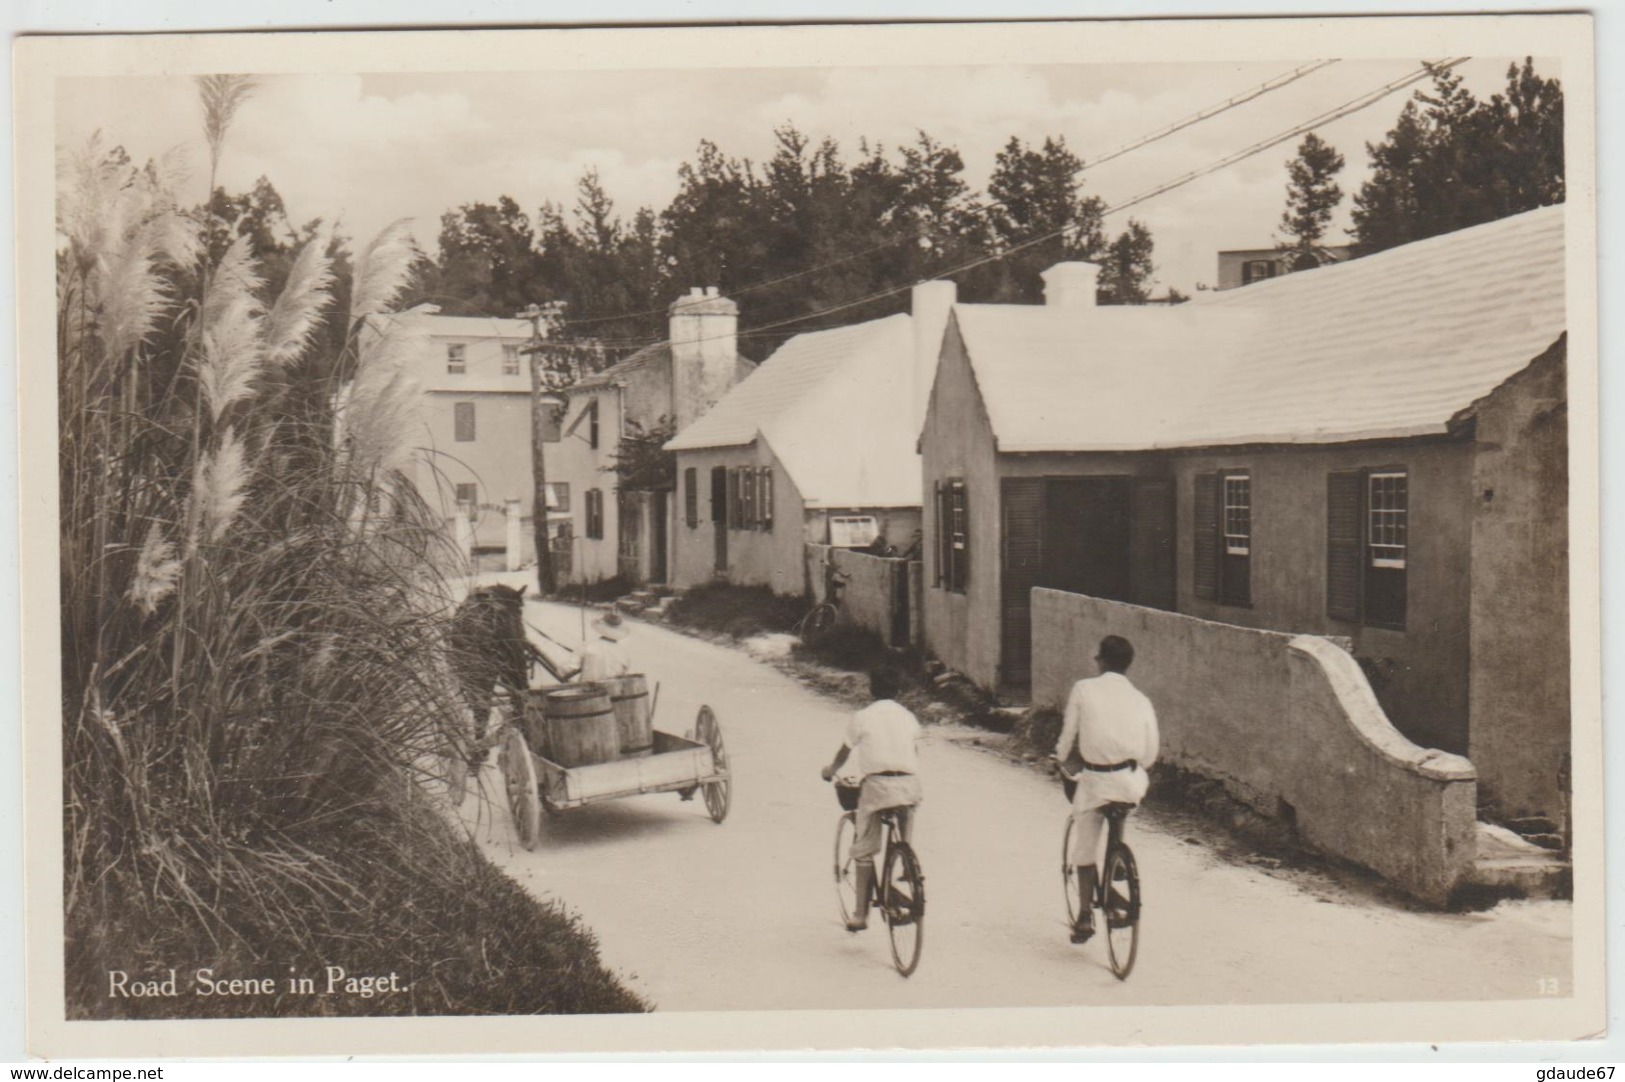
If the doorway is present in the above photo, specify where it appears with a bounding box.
[650,491,669,584]
[710,466,728,573]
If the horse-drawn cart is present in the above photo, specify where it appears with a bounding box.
[496,695,731,851]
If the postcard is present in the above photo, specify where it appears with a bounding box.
[13,13,1602,1057]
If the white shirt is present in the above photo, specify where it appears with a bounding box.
[578,639,629,682]
[840,699,921,782]
[1055,672,1160,808]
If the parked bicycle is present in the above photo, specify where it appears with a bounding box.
[796,567,849,646]
[1059,768,1142,980]
[831,782,925,976]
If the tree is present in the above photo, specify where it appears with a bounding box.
[976,135,1106,303]
[1097,219,1156,305]
[414,196,542,317]
[1277,133,1345,269]
[1352,59,1563,255]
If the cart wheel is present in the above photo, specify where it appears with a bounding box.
[498,725,543,851]
[694,705,730,824]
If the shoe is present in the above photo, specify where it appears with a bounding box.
[1070,911,1095,945]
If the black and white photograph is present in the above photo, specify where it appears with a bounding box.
[13,14,1603,1057]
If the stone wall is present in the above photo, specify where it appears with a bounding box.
[807,545,916,647]
[1031,588,1478,903]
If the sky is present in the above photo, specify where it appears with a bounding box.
[55,55,1555,308]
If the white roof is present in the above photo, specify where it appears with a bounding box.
[666,314,922,508]
[379,307,534,340]
[955,204,1566,452]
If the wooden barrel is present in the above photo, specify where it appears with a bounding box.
[603,674,653,757]
[541,685,618,768]
[521,689,553,759]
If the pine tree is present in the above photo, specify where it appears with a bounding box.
[1276,133,1345,271]
[1352,60,1563,254]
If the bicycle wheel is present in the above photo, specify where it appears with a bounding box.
[833,812,860,926]
[800,603,837,646]
[1062,816,1082,927]
[1102,844,1141,980]
[882,840,925,977]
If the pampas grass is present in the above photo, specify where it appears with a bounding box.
[348,218,418,327]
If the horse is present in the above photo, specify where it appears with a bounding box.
[446,583,538,762]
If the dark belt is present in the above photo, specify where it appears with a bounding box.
[1079,758,1138,773]
[870,770,913,778]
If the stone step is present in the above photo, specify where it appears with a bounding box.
[615,596,647,614]
[1467,822,1570,900]
[629,589,658,604]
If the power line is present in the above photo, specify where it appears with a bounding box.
[727,57,1469,342]
[554,60,1338,336]
[544,57,1460,353]
[1080,59,1342,172]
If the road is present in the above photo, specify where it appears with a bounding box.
[453,590,1572,1012]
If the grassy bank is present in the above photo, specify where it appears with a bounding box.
[58,87,642,1021]
[71,800,646,1019]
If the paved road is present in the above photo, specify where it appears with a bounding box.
[454,589,1572,1012]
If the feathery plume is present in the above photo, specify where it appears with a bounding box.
[196,426,251,544]
[340,328,427,477]
[202,235,265,330]
[95,219,172,365]
[348,219,418,327]
[262,229,335,367]
[198,293,264,423]
[128,521,183,615]
[196,75,258,175]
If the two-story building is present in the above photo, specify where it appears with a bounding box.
[361,306,564,561]
[550,288,752,586]
[920,205,1568,826]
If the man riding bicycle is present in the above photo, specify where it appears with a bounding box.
[820,665,922,932]
[1054,635,1159,944]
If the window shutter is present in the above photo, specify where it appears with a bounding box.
[956,481,968,589]
[1327,470,1363,622]
[684,468,698,528]
[1193,473,1219,600]
[761,468,774,531]
[933,480,945,586]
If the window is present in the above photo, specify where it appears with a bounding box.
[502,344,521,376]
[935,479,968,592]
[446,343,466,374]
[1241,259,1278,286]
[684,468,699,528]
[546,482,570,512]
[759,467,774,531]
[584,488,604,540]
[454,482,478,511]
[453,402,475,442]
[1327,468,1407,630]
[1195,471,1253,607]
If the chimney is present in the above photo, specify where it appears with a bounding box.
[669,286,740,432]
[1041,261,1101,309]
[911,279,957,431]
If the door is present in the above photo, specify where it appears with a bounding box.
[710,466,728,573]
[1042,478,1133,602]
[1000,478,1045,693]
[617,492,642,582]
[650,492,669,584]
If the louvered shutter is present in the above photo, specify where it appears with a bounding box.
[1193,473,1219,600]
[933,480,945,586]
[1131,478,1176,611]
[1327,470,1364,622]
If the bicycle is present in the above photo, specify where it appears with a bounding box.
[796,568,849,646]
[1059,769,1142,980]
[831,782,925,976]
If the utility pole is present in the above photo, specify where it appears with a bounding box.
[516,303,561,597]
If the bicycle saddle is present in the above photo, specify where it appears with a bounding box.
[1101,801,1137,819]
